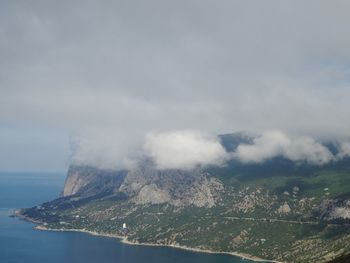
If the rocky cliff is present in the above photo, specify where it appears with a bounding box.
[20,133,350,263]
[62,165,127,197]
[63,162,223,208]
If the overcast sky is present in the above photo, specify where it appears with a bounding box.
[1,1,350,172]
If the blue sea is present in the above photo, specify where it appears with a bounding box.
[0,172,250,263]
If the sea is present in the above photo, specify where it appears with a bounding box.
[0,172,251,263]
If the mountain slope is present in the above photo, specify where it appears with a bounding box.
[19,133,350,263]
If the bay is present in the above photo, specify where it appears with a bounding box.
[0,172,250,263]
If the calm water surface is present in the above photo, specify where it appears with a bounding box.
[0,172,251,263]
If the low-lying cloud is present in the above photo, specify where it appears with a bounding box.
[234,131,334,165]
[336,141,350,160]
[70,129,143,170]
[71,130,350,170]
[144,131,228,170]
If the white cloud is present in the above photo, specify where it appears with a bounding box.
[71,129,142,170]
[144,130,228,170]
[71,129,347,170]
[336,141,350,159]
[234,131,334,165]
[234,131,290,163]
[284,136,334,165]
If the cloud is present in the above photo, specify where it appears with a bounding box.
[70,129,143,170]
[234,131,334,165]
[71,130,347,170]
[284,136,334,165]
[144,131,228,169]
[1,1,350,171]
[234,131,290,163]
[336,141,350,160]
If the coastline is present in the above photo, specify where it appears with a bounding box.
[14,210,282,263]
[34,225,282,263]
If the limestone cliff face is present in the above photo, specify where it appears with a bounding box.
[62,165,126,197]
[62,163,223,208]
[120,163,223,207]
[62,166,89,196]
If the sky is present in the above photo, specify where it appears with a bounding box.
[1,1,350,172]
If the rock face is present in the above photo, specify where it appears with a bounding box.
[278,202,292,214]
[62,165,126,197]
[62,163,224,208]
[319,199,350,220]
[134,184,171,204]
[120,163,223,207]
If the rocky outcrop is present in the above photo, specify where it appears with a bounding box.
[278,202,292,214]
[134,184,171,204]
[62,165,126,197]
[62,163,223,208]
[120,163,223,208]
[319,199,350,220]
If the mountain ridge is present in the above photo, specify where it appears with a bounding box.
[19,132,350,263]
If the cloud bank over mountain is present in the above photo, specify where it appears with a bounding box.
[69,129,350,170]
[144,131,228,170]
[70,129,143,170]
[234,131,334,165]
[1,1,350,171]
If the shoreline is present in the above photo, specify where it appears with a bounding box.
[14,211,281,263]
